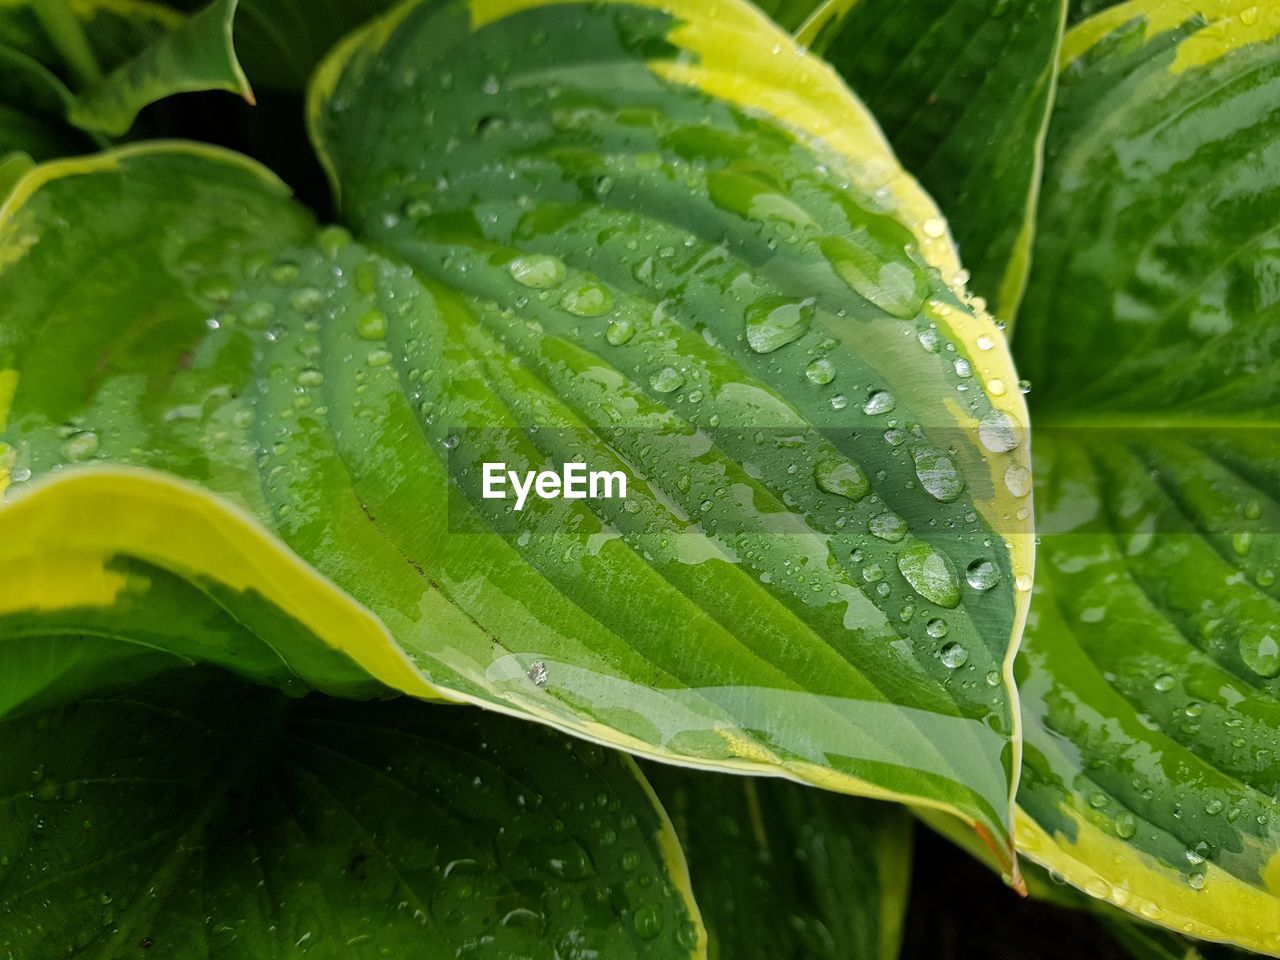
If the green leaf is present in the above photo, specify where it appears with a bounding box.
[0,0,1032,868]
[648,767,912,959]
[0,0,177,81]
[0,665,705,957]
[228,0,403,91]
[818,0,1068,322]
[0,45,93,159]
[1011,1,1280,951]
[68,0,251,136]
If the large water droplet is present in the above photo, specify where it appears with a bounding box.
[939,642,968,669]
[745,297,814,353]
[1240,632,1280,678]
[897,541,960,607]
[965,558,1001,591]
[290,287,323,314]
[633,905,664,940]
[862,390,896,415]
[978,410,1020,453]
[820,233,927,319]
[1004,463,1032,498]
[63,431,99,461]
[509,254,566,289]
[914,448,965,502]
[562,282,613,317]
[649,366,684,394]
[605,318,635,345]
[869,511,907,542]
[356,308,387,341]
[815,458,870,501]
[805,357,835,384]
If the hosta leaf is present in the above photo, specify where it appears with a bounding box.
[648,766,912,959]
[818,0,1067,323]
[0,0,177,84]
[0,666,704,957]
[0,0,1032,866]
[1012,0,1280,950]
[0,45,93,159]
[67,0,251,136]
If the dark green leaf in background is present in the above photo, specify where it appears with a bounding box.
[1012,0,1280,950]
[818,0,1067,323]
[0,667,704,958]
[649,767,912,959]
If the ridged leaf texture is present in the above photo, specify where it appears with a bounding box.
[0,0,1031,863]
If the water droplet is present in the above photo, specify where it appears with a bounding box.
[1153,673,1176,692]
[830,394,848,411]
[63,431,99,461]
[926,618,949,638]
[862,563,884,583]
[805,357,836,384]
[978,410,1020,453]
[296,368,324,387]
[317,226,352,258]
[242,300,275,328]
[357,308,388,341]
[862,390,896,415]
[649,367,684,393]
[270,262,299,284]
[1240,633,1280,678]
[745,297,814,353]
[633,905,664,940]
[1015,573,1033,591]
[290,287,323,314]
[897,541,960,607]
[1188,872,1206,891]
[869,511,907,542]
[914,448,965,502]
[195,275,234,304]
[939,643,968,669]
[1115,812,1137,839]
[605,318,635,345]
[922,217,946,238]
[403,197,434,220]
[562,282,613,317]
[821,234,927,319]
[1004,463,1032,498]
[366,349,393,367]
[954,358,972,378]
[527,660,548,687]
[815,458,870,501]
[965,558,1001,591]
[509,254,566,289]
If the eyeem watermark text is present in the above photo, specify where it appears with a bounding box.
[482,462,628,511]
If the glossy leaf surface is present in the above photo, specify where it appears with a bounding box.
[0,0,175,84]
[1013,0,1280,950]
[0,44,90,159]
[649,767,912,959]
[820,0,1067,322]
[0,667,704,958]
[68,0,250,136]
[0,0,1031,863]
